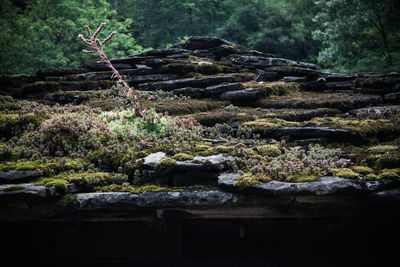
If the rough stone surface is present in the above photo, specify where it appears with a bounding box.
[71,190,238,209]
[193,154,235,166]
[0,183,56,198]
[0,170,43,184]
[348,105,400,117]
[138,75,253,91]
[143,152,166,169]
[265,127,362,142]
[220,89,264,102]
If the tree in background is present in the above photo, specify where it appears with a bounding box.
[216,0,320,61]
[313,0,400,73]
[0,0,143,74]
[115,0,320,61]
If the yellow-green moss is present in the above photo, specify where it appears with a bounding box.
[2,185,26,192]
[377,169,400,180]
[287,174,321,183]
[60,194,76,206]
[96,184,184,193]
[172,153,194,161]
[0,158,90,177]
[0,113,49,138]
[234,173,267,189]
[330,168,359,179]
[36,172,115,192]
[143,99,226,115]
[193,110,257,126]
[351,166,374,175]
[36,178,68,193]
[257,144,282,157]
[243,118,301,133]
[363,174,378,181]
[242,81,300,96]
[154,157,177,172]
[310,117,400,139]
[368,145,398,154]
[214,145,232,154]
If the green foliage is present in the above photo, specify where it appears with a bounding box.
[0,0,143,74]
[313,0,400,73]
[100,108,169,139]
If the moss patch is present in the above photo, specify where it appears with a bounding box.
[330,168,359,179]
[351,166,374,175]
[257,144,282,157]
[143,99,227,115]
[368,145,398,154]
[96,184,184,193]
[155,157,177,172]
[172,153,194,161]
[193,109,257,126]
[377,169,400,180]
[0,113,49,138]
[242,81,300,96]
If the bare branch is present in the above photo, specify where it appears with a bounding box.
[77,34,91,46]
[82,49,96,55]
[77,22,145,117]
[96,38,102,49]
[101,31,116,47]
[92,22,106,40]
[84,25,92,38]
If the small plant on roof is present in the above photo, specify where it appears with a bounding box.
[78,22,144,117]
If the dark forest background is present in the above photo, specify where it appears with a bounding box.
[1,0,399,74]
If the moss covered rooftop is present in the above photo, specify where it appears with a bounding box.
[0,37,399,220]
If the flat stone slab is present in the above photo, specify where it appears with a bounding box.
[143,152,166,169]
[0,170,43,184]
[0,183,56,198]
[192,154,235,166]
[138,75,253,91]
[218,173,400,196]
[349,105,400,117]
[265,127,361,141]
[220,89,264,102]
[71,190,238,209]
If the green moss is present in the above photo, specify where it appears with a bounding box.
[154,157,177,172]
[286,174,321,183]
[364,174,378,181]
[0,113,49,138]
[233,173,264,190]
[0,158,89,177]
[377,169,400,180]
[36,172,116,192]
[2,185,26,192]
[330,168,359,179]
[374,154,400,170]
[37,178,68,193]
[243,118,301,133]
[351,166,374,175]
[193,110,257,126]
[214,145,232,154]
[96,184,184,193]
[60,194,76,206]
[143,99,226,115]
[257,144,282,157]
[242,81,300,96]
[310,117,400,140]
[368,145,398,153]
[172,153,194,161]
